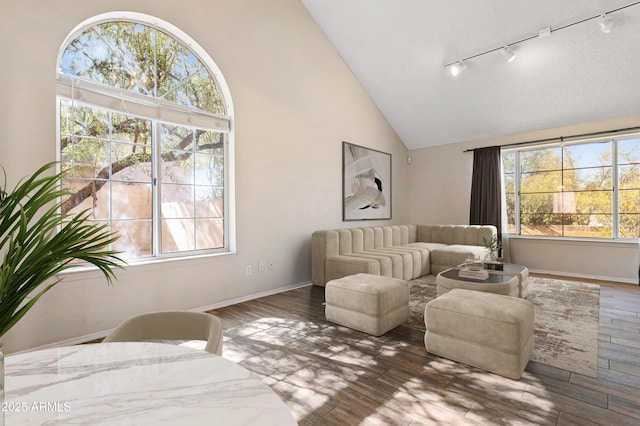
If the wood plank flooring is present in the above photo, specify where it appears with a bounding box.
[206,276,640,425]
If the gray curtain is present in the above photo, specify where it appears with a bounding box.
[469,146,502,237]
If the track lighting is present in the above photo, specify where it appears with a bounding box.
[443,1,639,75]
[502,46,516,63]
[599,14,614,33]
[450,61,467,77]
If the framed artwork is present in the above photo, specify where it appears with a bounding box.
[342,141,392,221]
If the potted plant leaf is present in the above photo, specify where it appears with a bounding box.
[0,162,124,341]
[482,235,502,262]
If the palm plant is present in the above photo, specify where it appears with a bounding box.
[0,162,124,339]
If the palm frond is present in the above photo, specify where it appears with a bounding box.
[0,162,125,338]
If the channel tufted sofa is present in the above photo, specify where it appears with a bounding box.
[312,224,496,286]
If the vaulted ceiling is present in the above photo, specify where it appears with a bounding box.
[301,0,640,149]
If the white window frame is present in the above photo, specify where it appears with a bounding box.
[55,12,236,261]
[503,134,639,241]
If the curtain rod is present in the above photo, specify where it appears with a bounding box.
[463,125,640,152]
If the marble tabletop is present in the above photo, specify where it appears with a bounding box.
[4,342,296,425]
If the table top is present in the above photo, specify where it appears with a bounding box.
[4,342,296,425]
[483,262,527,274]
[441,267,516,284]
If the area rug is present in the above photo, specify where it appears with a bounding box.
[407,274,600,377]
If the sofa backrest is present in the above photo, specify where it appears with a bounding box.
[417,224,496,246]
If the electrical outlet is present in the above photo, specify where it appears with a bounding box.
[245,264,252,275]
[258,261,265,272]
[268,261,274,271]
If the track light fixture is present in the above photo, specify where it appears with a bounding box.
[450,61,467,76]
[502,46,516,63]
[444,1,639,75]
[599,14,614,33]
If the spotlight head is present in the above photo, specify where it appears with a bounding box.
[450,60,467,76]
[502,46,516,63]
[599,14,614,33]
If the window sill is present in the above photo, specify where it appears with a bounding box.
[57,250,237,279]
[508,234,639,248]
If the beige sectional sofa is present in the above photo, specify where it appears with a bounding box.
[312,224,496,286]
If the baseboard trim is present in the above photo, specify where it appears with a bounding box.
[529,268,639,285]
[12,281,312,355]
[196,281,312,312]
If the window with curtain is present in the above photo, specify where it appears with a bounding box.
[503,136,640,239]
[56,15,233,260]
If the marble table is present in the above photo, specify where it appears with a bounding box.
[4,342,296,425]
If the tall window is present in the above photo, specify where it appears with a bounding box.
[503,136,640,239]
[57,15,232,260]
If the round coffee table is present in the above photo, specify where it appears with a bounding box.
[436,267,520,297]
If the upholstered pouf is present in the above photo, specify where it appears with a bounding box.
[325,273,409,336]
[424,288,534,379]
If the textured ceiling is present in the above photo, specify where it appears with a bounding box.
[301,0,640,149]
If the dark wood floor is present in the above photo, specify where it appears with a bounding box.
[207,276,640,425]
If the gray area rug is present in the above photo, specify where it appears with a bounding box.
[408,274,600,377]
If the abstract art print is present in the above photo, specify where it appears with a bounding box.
[342,141,392,221]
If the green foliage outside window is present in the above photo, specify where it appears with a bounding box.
[503,138,640,239]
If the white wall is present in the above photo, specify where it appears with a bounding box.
[409,115,640,284]
[0,0,410,353]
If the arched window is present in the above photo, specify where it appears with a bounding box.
[57,13,233,260]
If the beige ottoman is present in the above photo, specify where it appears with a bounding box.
[325,273,409,336]
[424,288,534,379]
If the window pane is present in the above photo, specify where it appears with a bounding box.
[619,164,640,190]
[520,147,561,172]
[503,173,515,194]
[552,192,576,214]
[112,144,153,183]
[574,191,612,214]
[112,182,152,219]
[60,179,110,219]
[162,219,195,253]
[520,193,554,214]
[520,171,562,193]
[194,154,222,186]
[562,167,612,191]
[160,125,195,185]
[196,218,224,250]
[195,187,223,218]
[61,22,155,95]
[619,189,640,213]
[563,142,611,169]
[62,138,111,178]
[502,152,515,174]
[161,151,195,185]
[162,184,194,218]
[619,214,640,238]
[520,214,562,236]
[155,30,224,114]
[563,214,612,238]
[505,193,515,234]
[113,219,152,258]
[618,138,640,166]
